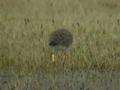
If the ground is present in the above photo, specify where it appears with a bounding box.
[0,0,120,90]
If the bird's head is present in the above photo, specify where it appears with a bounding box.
[49,41,57,47]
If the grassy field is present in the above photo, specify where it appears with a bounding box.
[0,0,120,89]
[0,0,120,75]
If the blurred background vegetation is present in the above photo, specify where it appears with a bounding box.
[0,0,120,75]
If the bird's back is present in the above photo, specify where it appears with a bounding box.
[49,29,73,48]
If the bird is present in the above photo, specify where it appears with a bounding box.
[49,28,73,63]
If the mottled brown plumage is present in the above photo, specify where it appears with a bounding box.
[49,29,73,49]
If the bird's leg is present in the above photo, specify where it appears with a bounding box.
[62,50,66,61]
[51,52,55,63]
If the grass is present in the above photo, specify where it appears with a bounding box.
[0,0,120,76]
